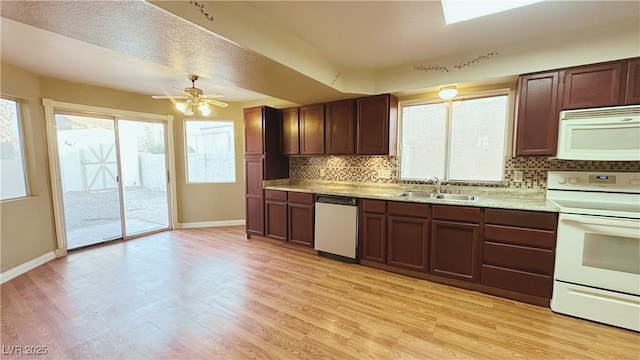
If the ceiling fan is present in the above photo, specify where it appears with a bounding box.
[152,75,228,116]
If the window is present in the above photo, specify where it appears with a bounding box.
[185,120,236,183]
[399,94,508,182]
[0,97,28,200]
[441,0,544,24]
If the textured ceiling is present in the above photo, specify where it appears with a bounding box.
[1,1,639,105]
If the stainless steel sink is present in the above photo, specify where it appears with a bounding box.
[395,191,479,202]
[394,191,436,198]
[433,193,479,201]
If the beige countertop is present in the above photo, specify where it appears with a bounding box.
[264,182,559,213]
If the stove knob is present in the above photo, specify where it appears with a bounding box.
[569,177,579,184]
[557,177,567,184]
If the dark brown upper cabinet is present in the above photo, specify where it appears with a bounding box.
[562,62,625,110]
[244,106,283,157]
[325,99,356,155]
[625,58,640,105]
[356,94,398,156]
[299,104,325,155]
[281,107,300,156]
[513,71,563,157]
[244,106,266,155]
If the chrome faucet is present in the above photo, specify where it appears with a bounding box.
[432,176,441,194]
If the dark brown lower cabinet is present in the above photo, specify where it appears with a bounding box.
[245,197,264,236]
[359,199,387,263]
[387,201,430,272]
[244,156,265,236]
[430,220,480,281]
[265,190,287,241]
[482,208,557,299]
[430,205,482,282]
[388,216,429,271]
[287,192,314,247]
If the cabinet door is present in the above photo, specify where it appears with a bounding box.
[387,215,428,271]
[356,94,398,156]
[513,71,562,156]
[360,212,387,263]
[245,157,264,235]
[325,99,356,155]
[300,104,325,155]
[563,62,624,110]
[431,220,480,281]
[265,200,287,241]
[288,203,314,247]
[281,107,300,155]
[245,157,264,197]
[625,59,640,105]
[244,106,264,155]
[246,197,264,236]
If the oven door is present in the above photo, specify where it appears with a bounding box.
[555,213,640,295]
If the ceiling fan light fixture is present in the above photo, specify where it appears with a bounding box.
[198,102,211,116]
[439,86,458,100]
[153,75,227,116]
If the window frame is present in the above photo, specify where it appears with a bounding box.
[184,119,237,184]
[1,96,30,201]
[398,89,510,183]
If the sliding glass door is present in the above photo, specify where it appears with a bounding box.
[53,113,170,249]
[118,120,169,236]
[54,114,123,249]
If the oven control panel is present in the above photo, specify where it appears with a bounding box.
[588,174,616,184]
[548,171,640,193]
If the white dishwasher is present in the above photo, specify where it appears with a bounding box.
[314,195,358,263]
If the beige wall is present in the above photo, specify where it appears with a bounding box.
[173,103,246,223]
[1,63,57,272]
[1,63,249,272]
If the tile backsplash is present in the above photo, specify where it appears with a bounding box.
[289,156,640,190]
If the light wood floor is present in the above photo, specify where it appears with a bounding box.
[1,226,638,359]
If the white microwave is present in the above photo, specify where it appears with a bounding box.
[557,105,640,161]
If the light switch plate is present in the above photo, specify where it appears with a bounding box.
[513,170,524,182]
[378,169,391,179]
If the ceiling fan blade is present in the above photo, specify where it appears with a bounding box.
[152,95,188,100]
[172,87,192,97]
[201,93,224,99]
[204,98,229,108]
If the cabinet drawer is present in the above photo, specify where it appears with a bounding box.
[485,208,557,230]
[483,242,554,275]
[265,189,287,201]
[288,192,314,204]
[361,199,386,214]
[432,205,480,223]
[388,201,429,218]
[485,224,555,249]
[482,265,552,298]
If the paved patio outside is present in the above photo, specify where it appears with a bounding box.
[63,187,169,249]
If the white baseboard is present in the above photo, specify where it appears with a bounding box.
[1,251,56,284]
[179,219,245,229]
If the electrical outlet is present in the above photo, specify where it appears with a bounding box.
[513,170,524,182]
[319,168,326,177]
[378,169,391,179]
